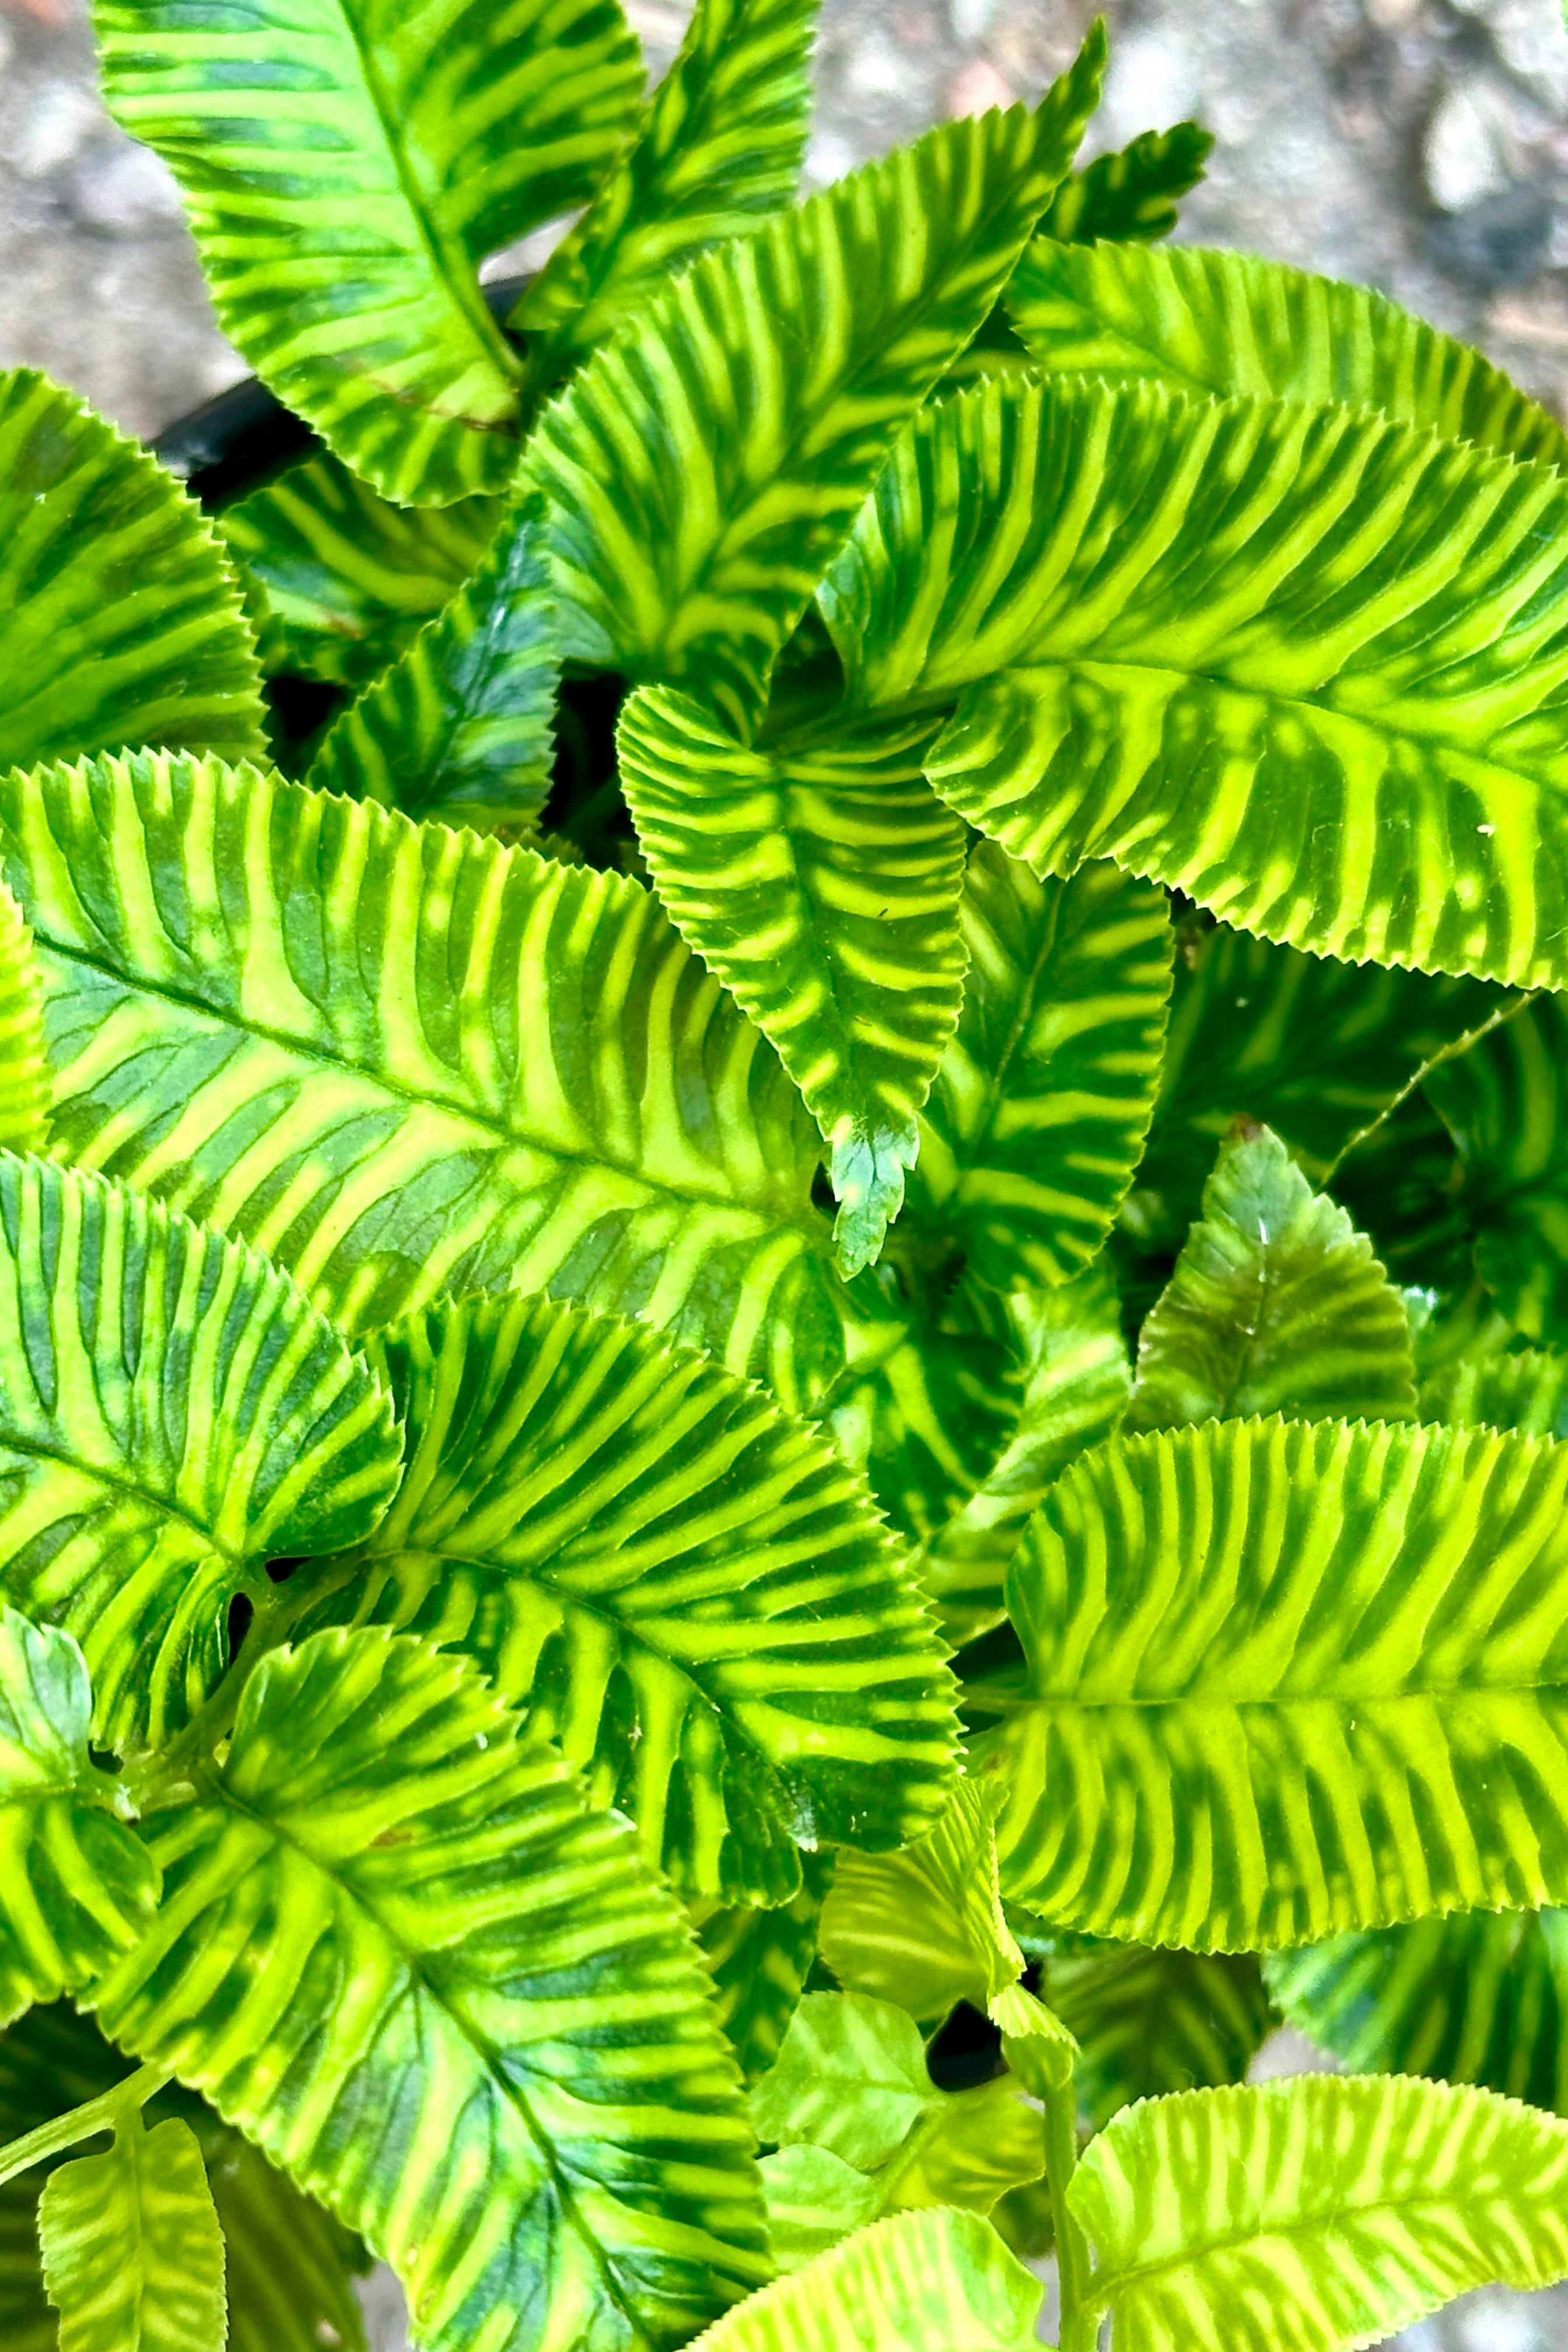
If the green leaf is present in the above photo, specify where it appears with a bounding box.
[308,502,558,832]
[827,371,1568,992]
[1421,994,1568,1338]
[289,1289,956,1902]
[1034,123,1213,243]
[1069,2074,1568,2352]
[982,1412,1568,1950]
[0,2184,51,2352]
[38,2113,226,2352]
[620,690,965,1276]
[206,2135,368,2352]
[1421,1342,1568,1437]
[1269,1910,1568,2113]
[880,2074,1045,2222]
[0,370,264,772]
[92,1626,769,2352]
[524,36,1105,727]
[515,0,820,368]
[916,1267,1129,1648]
[751,1991,933,2169]
[903,845,1171,1290]
[1006,239,1568,466]
[698,1858,830,2084]
[217,454,501,687]
[819,1779,1023,2024]
[684,2208,1044,2352]
[0,1156,400,1748]
[1027,1933,1271,2129]
[0,884,48,1155]
[1137,916,1502,1236]
[1127,1126,1417,1430]
[6,749,849,1408]
[95,0,642,505]
[0,1609,157,2028]
[757,2145,881,2272]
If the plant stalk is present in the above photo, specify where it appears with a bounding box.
[1043,2071,1096,2352]
[0,2062,170,2190]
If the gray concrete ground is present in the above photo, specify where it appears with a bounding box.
[7,0,1568,2344]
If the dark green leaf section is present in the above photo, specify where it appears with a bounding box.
[95,0,642,503]
[1137,917,1502,1236]
[1027,1933,1270,2129]
[1006,240,1568,464]
[0,370,264,772]
[6,750,846,1408]
[984,1413,1568,1949]
[1034,123,1212,243]
[1422,1344,1568,1438]
[0,1609,158,2027]
[698,1857,830,2084]
[218,454,500,687]
[0,1157,399,1746]
[620,690,964,1278]
[1070,2074,1568,2352]
[38,2115,226,2352]
[290,1291,957,1903]
[1270,1912,1568,2114]
[826,372,1568,991]
[525,35,1105,726]
[0,884,48,1155]
[1422,995,1568,1339]
[1128,1127,1417,1430]
[905,846,1170,1290]
[93,1628,770,2352]
[309,505,558,832]
[516,0,820,368]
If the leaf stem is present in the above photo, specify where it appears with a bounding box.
[1043,2071,1095,2352]
[0,2061,170,2190]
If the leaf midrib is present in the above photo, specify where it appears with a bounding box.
[36,931,826,1241]
[0,1425,244,1565]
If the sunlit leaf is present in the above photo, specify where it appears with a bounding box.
[1034,122,1212,243]
[39,2115,226,2352]
[0,886,48,1155]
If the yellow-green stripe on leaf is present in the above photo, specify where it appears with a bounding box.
[982,1412,1568,1950]
[0,370,264,773]
[39,2115,226,2352]
[92,1627,770,2352]
[620,688,967,1276]
[1035,122,1212,245]
[290,1290,957,1903]
[0,884,48,1156]
[1006,239,1568,464]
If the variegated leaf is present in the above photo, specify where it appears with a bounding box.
[1034,123,1212,244]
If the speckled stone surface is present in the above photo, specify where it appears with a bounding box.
[5,0,1568,2345]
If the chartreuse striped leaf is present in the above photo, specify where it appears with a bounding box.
[820,1779,1022,2024]
[916,1267,1129,1648]
[1138,917,1502,1234]
[982,1412,1568,1950]
[1421,994,1568,1338]
[696,1857,830,2084]
[904,845,1170,1290]
[0,884,47,1153]
[94,0,642,505]
[1035,121,1213,243]
[218,454,501,687]
[308,503,558,832]
[91,1627,770,2352]
[38,2112,226,2352]
[1006,240,1568,465]
[1026,1933,1270,2129]
[4,750,849,1405]
[685,2208,1043,2352]
[752,1992,933,2169]
[1068,2075,1568,2352]
[524,33,1105,726]
[1128,1126,1417,1430]
[824,373,1568,992]
[0,372,263,772]
[1422,1343,1568,1437]
[286,1290,956,1903]
[515,0,820,373]
[0,1157,400,1749]
[1270,1911,1568,2113]
[620,690,965,1276]
[0,1611,157,2027]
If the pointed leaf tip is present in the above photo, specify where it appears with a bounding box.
[831,1122,919,1277]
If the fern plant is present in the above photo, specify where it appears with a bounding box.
[5,1,1568,2346]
